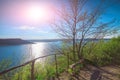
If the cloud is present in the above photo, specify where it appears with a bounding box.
[37,30,50,34]
[18,25,35,30]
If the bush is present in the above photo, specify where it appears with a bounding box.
[83,36,120,66]
[103,36,120,64]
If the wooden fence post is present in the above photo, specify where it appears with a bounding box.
[55,54,59,79]
[31,60,35,80]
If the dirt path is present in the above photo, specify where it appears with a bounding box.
[56,65,120,80]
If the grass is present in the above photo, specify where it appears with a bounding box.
[2,55,69,80]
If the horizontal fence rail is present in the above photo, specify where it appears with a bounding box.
[0,53,61,80]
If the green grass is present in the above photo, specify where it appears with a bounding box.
[6,55,69,80]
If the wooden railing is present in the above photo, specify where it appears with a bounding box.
[0,53,60,80]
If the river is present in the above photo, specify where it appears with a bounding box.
[0,41,60,71]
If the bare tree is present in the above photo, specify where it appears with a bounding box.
[51,0,119,62]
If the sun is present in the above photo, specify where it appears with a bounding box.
[28,6,45,20]
[26,4,52,23]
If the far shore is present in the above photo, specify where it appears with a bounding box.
[0,38,33,45]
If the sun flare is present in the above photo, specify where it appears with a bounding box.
[28,6,45,20]
[26,4,52,23]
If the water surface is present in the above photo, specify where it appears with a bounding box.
[0,41,59,71]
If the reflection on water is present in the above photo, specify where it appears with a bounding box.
[31,42,46,58]
[31,42,50,63]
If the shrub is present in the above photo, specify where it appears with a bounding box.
[83,36,120,66]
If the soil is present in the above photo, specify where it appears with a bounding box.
[56,65,120,80]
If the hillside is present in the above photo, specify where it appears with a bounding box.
[0,38,33,45]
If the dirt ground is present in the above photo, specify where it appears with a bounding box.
[56,65,120,80]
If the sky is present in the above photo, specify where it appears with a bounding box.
[0,0,120,39]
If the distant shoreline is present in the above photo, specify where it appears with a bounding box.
[0,38,110,45]
[0,38,33,45]
[29,38,110,42]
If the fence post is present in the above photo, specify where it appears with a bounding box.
[55,54,59,79]
[67,52,70,68]
[31,60,35,80]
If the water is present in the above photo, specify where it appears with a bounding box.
[0,41,59,71]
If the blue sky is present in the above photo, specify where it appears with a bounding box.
[0,0,120,39]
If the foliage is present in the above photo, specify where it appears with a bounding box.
[104,36,120,64]
[1,55,69,80]
[83,36,120,66]
[0,59,12,72]
[12,64,31,80]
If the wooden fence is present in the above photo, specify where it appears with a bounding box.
[0,53,60,80]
